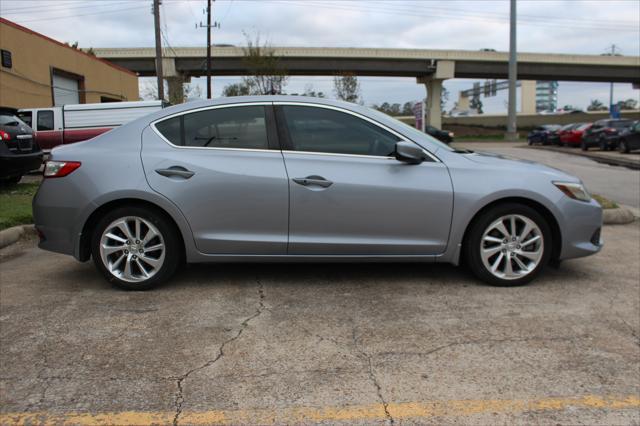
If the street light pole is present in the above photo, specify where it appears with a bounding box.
[505,0,517,141]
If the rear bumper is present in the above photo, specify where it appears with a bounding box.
[0,151,43,178]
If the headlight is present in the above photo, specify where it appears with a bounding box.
[553,182,591,202]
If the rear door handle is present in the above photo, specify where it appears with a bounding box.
[155,166,195,179]
[293,175,333,188]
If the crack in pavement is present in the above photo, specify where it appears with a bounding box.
[171,279,266,426]
[351,327,395,425]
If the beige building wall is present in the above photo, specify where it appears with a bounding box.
[0,18,138,109]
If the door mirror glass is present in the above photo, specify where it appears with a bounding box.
[394,141,425,164]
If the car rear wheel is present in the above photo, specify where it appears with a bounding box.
[619,140,630,153]
[464,203,552,287]
[598,137,608,151]
[581,141,588,151]
[91,207,180,290]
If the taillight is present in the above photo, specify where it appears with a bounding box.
[43,161,81,178]
[0,130,10,141]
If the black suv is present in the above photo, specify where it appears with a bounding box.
[0,112,43,184]
[425,125,454,143]
[618,120,640,153]
[581,119,633,151]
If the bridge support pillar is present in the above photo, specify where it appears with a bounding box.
[418,60,455,130]
[456,93,470,111]
[166,74,191,105]
[521,80,537,114]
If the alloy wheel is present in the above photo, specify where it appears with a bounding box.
[99,216,166,283]
[480,214,544,281]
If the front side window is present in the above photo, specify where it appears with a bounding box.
[17,111,32,127]
[282,106,400,156]
[37,110,54,131]
[155,106,268,150]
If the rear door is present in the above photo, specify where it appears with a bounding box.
[276,103,453,256]
[141,103,289,255]
[34,110,63,149]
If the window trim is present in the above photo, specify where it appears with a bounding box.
[273,101,439,162]
[149,102,277,153]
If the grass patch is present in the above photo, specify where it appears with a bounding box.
[0,182,39,230]
[592,194,618,210]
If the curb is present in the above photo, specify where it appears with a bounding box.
[603,207,636,225]
[525,145,640,170]
[0,225,35,250]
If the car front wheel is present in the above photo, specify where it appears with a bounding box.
[91,207,180,290]
[619,140,630,153]
[465,203,552,286]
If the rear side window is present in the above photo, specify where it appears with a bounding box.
[155,106,268,149]
[281,106,400,156]
[37,110,54,131]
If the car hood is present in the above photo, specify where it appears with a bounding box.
[463,150,580,183]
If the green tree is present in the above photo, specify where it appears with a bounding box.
[402,102,414,115]
[587,99,607,111]
[618,98,638,110]
[222,82,253,97]
[470,93,483,114]
[240,32,289,95]
[333,72,361,103]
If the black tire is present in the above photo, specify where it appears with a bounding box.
[598,137,608,151]
[464,203,552,287]
[91,206,181,290]
[619,139,630,153]
[581,141,588,151]
[528,139,533,146]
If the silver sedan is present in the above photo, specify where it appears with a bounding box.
[33,97,603,290]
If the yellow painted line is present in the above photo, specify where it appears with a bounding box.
[1,394,638,425]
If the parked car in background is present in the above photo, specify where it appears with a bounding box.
[581,119,633,151]
[617,120,640,153]
[560,123,592,147]
[0,113,42,184]
[527,124,561,145]
[34,96,603,290]
[17,100,166,150]
[425,125,454,143]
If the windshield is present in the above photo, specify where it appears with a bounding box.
[365,107,455,152]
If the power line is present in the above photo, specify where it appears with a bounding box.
[13,5,150,24]
[272,0,639,32]
[1,1,136,15]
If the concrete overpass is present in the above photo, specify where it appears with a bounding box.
[94,47,640,128]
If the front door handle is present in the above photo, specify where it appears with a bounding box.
[293,175,333,188]
[155,166,195,179]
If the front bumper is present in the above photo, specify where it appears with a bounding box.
[0,151,43,179]
[558,197,603,260]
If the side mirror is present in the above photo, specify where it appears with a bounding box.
[394,141,426,164]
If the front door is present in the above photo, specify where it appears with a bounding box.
[142,104,289,255]
[277,104,453,256]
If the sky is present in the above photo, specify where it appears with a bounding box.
[1,0,639,113]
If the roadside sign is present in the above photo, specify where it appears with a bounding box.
[610,103,621,119]
[413,101,425,132]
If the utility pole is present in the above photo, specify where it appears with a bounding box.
[505,0,517,141]
[153,0,164,101]
[207,0,212,98]
[198,0,218,99]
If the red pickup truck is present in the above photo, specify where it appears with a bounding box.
[17,100,166,150]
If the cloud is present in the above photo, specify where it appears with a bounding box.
[4,0,639,111]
